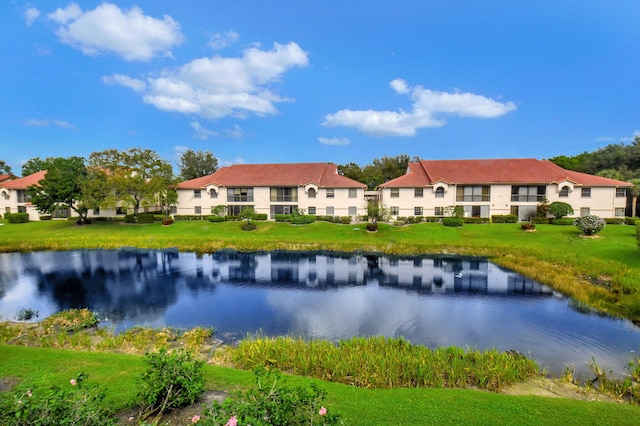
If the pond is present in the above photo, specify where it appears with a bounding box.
[1,248,639,378]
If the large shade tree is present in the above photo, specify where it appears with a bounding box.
[22,157,55,176]
[178,149,218,181]
[88,148,174,215]
[27,156,93,223]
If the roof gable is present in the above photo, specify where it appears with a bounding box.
[0,170,47,189]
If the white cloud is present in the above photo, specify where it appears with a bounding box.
[47,3,183,61]
[113,41,308,120]
[219,157,246,167]
[24,7,40,27]
[318,137,350,146]
[22,118,75,129]
[102,74,146,92]
[323,79,517,137]
[208,31,239,50]
[190,122,245,140]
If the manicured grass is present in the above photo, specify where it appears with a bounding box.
[1,344,639,425]
[1,219,638,322]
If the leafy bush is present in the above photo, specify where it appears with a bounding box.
[605,218,626,225]
[0,373,115,426]
[207,215,225,222]
[463,217,490,224]
[290,214,316,225]
[5,212,29,223]
[491,214,517,223]
[521,223,536,231]
[15,308,39,321]
[136,348,205,422]
[241,221,257,231]
[551,218,574,226]
[174,215,204,220]
[41,309,98,332]
[137,213,155,224]
[202,368,342,426]
[442,217,464,227]
[39,215,52,221]
[423,216,442,223]
[575,215,606,236]
[124,214,136,223]
[253,213,268,221]
[275,214,292,222]
[531,217,550,224]
[549,201,574,219]
[340,216,351,224]
[626,217,639,225]
[366,222,378,231]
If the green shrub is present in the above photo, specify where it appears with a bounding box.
[340,216,352,224]
[531,217,550,224]
[5,212,29,223]
[491,214,517,223]
[124,214,136,224]
[136,348,205,422]
[290,214,316,225]
[137,213,155,224]
[442,217,464,227]
[463,217,490,224]
[224,215,240,221]
[202,368,342,426]
[174,215,204,220]
[275,214,292,222]
[551,218,574,226]
[424,216,441,223]
[41,309,98,332]
[549,201,574,219]
[575,215,606,236]
[0,372,115,426]
[15,308,39,321]
[253,213,268,221]
[626,217,639,225]
[366,222,378,231]
[39,215,52,221]
[207,215,225,222]
[605,218,626,225]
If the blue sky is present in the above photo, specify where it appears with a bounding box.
[2,1,640,175]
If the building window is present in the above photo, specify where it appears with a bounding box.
[308,206,316,215]
[270,187,298,202]
[434,207,444,216]
[170,206,177,214]
[415,188,423,198]
[16,190,30,203]
[228,187,253,202]
[616,188,627,197]
[414,207,423,216]
[17,206,27,213]
[210,189,217,198]
[228,205,254,216]
[326,188,334,198]
[581,188,591,198]
[195,206,202,215]
[348,206,357,216]
[456,186,490,202]
[580,207,590,216]
[390,206,399,215]
[194,190,201,198]
[615,208,625,217]
[349,188,357,198]
[390,188,399,198]
[116,206,127,215]
[308,188,316,198]
[93,207,100,215]
[326,206,334,215]
[511,186,546,202]
[559,186,570,197]
[435,187,445,198]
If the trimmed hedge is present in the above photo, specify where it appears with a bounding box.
[275,214,291,222]
[39,215,52,221]
[551,218,575,226]
[463,217,490,224]
[207,215,225,222]
[340,216,352,224]
[531,217,551,224]
[174,215,205,220]
[491,214,517,224]
[442,217,464,227]
[290,215,316,225]
[137,213,155,224]
[5,212,29,223]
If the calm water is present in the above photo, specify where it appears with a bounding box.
[1,249,639,378]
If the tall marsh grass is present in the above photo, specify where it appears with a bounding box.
[227,336,539,391]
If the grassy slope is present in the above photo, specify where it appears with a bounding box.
[1,345,639,425]
[1,219,638,320]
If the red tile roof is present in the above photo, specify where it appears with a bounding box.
[0,170,47,189]
[178,163,366,189]
[0,174,14,183]
[380,159,632,187]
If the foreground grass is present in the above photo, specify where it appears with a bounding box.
[1,219,639,322]
[2,344,639,425]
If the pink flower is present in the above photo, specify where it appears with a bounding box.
[70,379,77,386]
[225,415,238,426]
[319,406,327,416]
[191,414,200,423]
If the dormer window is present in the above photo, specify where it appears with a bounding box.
[559,186,570,197]
[308,188,316,198]
[209,189,218,198]
[435,187,445,198]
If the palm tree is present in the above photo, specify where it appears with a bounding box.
[629,179,640,218]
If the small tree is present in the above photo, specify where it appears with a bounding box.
[549,202,574,219]
[238,207,256,231]
[367,201,390,225]
[444,205,464,218]
[575,215,606,236]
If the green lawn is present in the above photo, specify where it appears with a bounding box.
[2,344,639,425]
[1,219,639,321]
